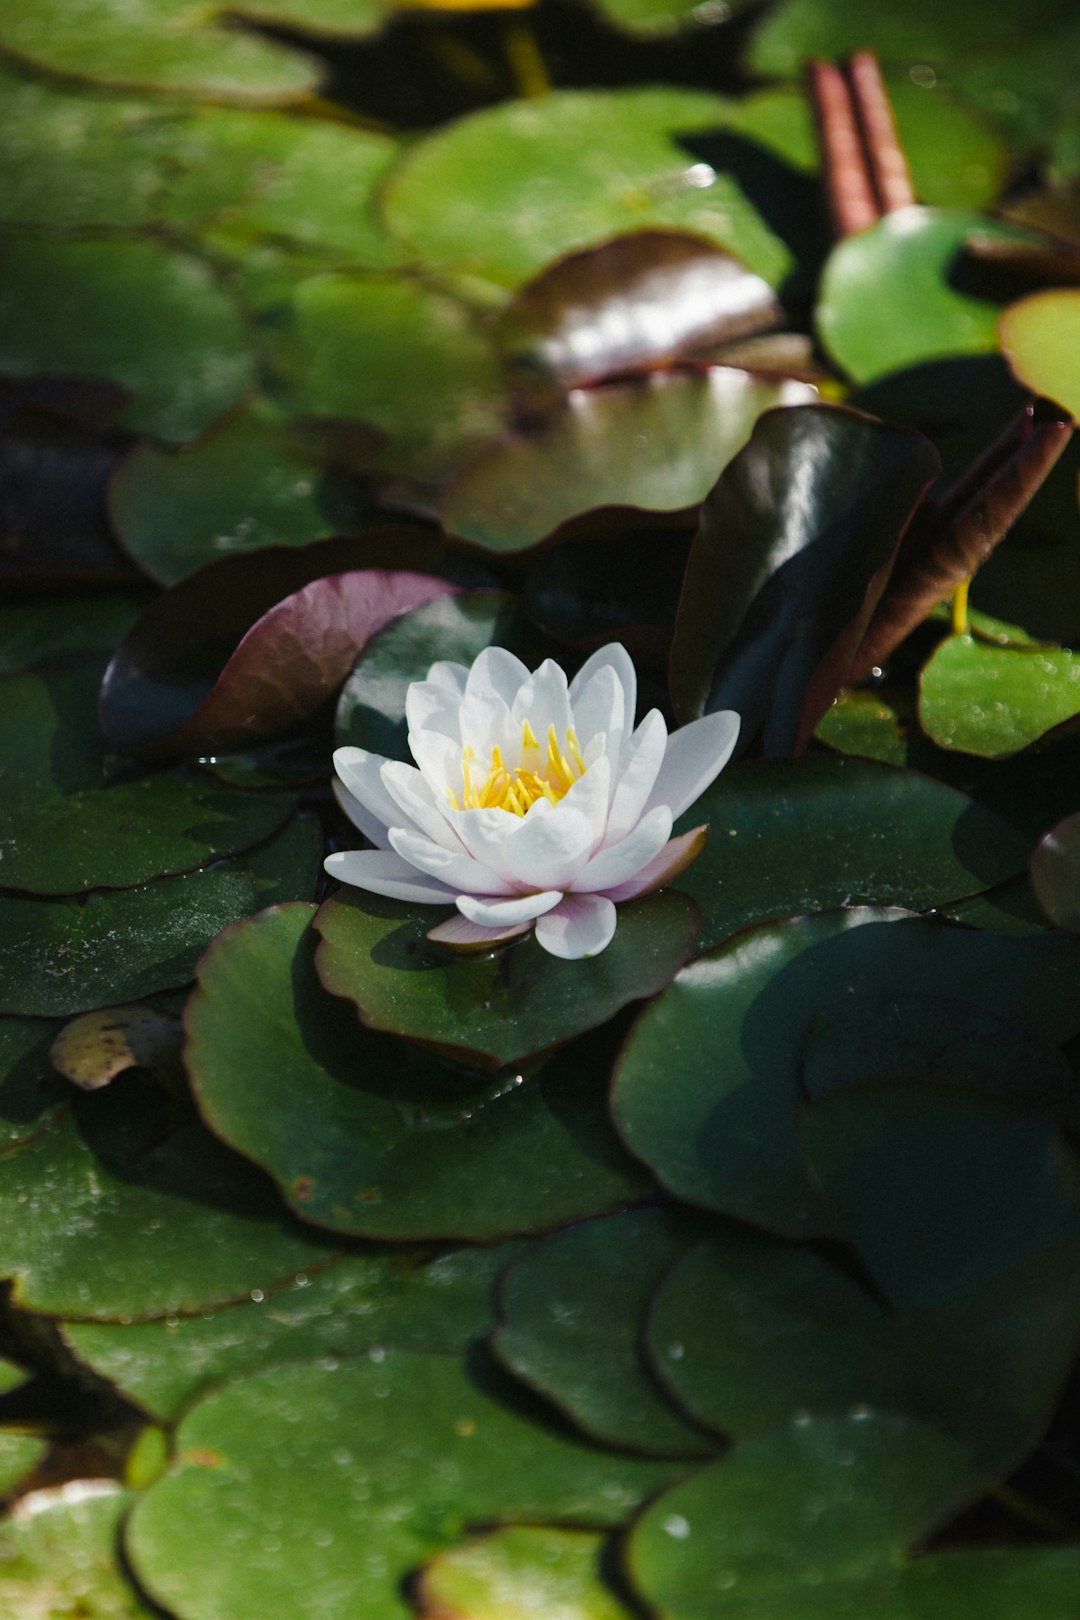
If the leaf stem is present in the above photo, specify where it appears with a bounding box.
[505,20,551,99]
[951,577,970,636]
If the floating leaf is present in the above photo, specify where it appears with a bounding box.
[440,369,817,554]
[0,236,255,442]
[494,1210,712,1456]
[0,1018,70,1153]
[63,1244,521,1422]
[49,1004,182,1090]
[813,688,909,765]
[0,1486,155,1616]
[668,403,939,752]
[416,1527,633,1620]
[125,1352,684,1620]
[919,634,1080,756]
[101,566,454,759]
[246,811,325,907]
[382,89,792,296]
[611,909,1080,1234]
[187,905,653,1239]
[1031,811,1080,933]
[672,755,1028,951]
[1000,288,1080,419]
[0,1433,47,1496]
[0,593,145,676]
[0,1073,335,1320]
[315,887,701,1071]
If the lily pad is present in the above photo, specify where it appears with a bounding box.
[0,593,145,676]
[0,1486,153,1617]
[63,1244,522,1422]
[382,89,792,295]
[813,688,909,765]
[0,1070,335,1319]
[125,1351,684,1620]
[1032,811,1080,933]
[0,236,255,442]
[0,1433,47,1496]
[1000,288,1080,419]
[611,908,1080,1234]
[0,1018,71,1152]
[416,1527,634,1620]
[439,368,817,553]
[49,1004,182,1091]
[315,887,701,1070]
[493,1209,713,1456]
[671,755,1029,952]
[817,210,1038,387]
[919,634,1080,756]
[186,905,653,1239]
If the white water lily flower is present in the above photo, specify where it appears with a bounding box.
[325,644,739,960]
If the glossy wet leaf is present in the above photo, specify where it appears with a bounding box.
[315,887,701,1071]
[817,210,1038,386]
[1031,811,1080,933]
[102,567,454,759]
[919,634,1080,757]
[0,1486,153,1617]
[187,905,652,1239]
[611,909,1080,1234]
[49,1005,182,1091]
[671,756,1028,951]
[63,1244,521,1422]
[0,867,257,1017]
[382,89,792,296]
[273,273,505,479]
[126,1351,684,1620]
[0,1018,71,1152]
[494,1209,712,1457]
[1000,289,1080,419]
[627,1414,993,1620]
[647,1219,1080,1476]
[108,402,379,585]
[668,404,939,751]
[439,369,816,554]
[0,236,255,442]
[813,689,908,765]
[416,1527,633,1620]
[0,1073,334,1320]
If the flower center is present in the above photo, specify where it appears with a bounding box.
[450,719,587,816]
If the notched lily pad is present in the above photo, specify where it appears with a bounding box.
[919,633,1080,756]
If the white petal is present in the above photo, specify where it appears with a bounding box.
[574,805,673,893]
[464,646,531,708]
[405,681,465,741]
[604,709,667,845]
[389,827,514,895]
[510,658,573,743]
[569,664,625,762]
[534,894,617,959]
[641,710,740,821]
[456,890,563,927]
[380,760,461,852]
[570,643,636,730]
[600,825,708,902]
[333,746,404,835]
[448,806,520,886]
[332,779,392,850]
[427,913,531,949]
[424,660,470,694]
[408,727,461,799]
[500,803,597,891]
[324,849,456,905]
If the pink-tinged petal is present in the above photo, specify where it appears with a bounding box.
[568,663,624,755]
[427,914,531,950]
[456,890,563,927]
[501,802,598,892]
[573,805,673,893]
[380,760,462,853]
[534,894,617,959]
[600,825,709,902]
[510,658,573,743]
[604,709,667,845]
[388,827,514,895]
[642,710,740,821]
[570,643,636,734]
[333,745,403,833]
[332,780,392,851]
[323,850,457,905]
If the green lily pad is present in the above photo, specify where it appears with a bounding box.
[816,210,1038,387]
[247,811,325,907]
[919,634,1080,756]
[0,1018,71,1152]
[1000,288,1080,419]
[439,368,816,554]
[611,908,1080,1235]
[671,756,1028,952]
[0,594,146,676]
[187,905,653,1239]
[813,689,909,765]
[125,1351,684,1620]
[493,1209,713,1457]
[0,1432,47,1496]
[416,1527,633,1620]
[0,1071,334,1319]
[0,663,291,894]
[0,236,255,442]
[1032,811,1080,933]
[315,887,701,1071]
[108,402,377,585]
[590,0,754,36]
[0,867,258,1018]
[647,1219,1080,1476]
[0,1485,155,1617]
[63,1244,522,1422]
[382,89,791,296]
[272,272,505,479]
[626,1414,995,1619]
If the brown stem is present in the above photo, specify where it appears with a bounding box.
[807,59,880,238]
[848,50,916,215]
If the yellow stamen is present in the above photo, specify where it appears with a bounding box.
[454,718,588,814]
